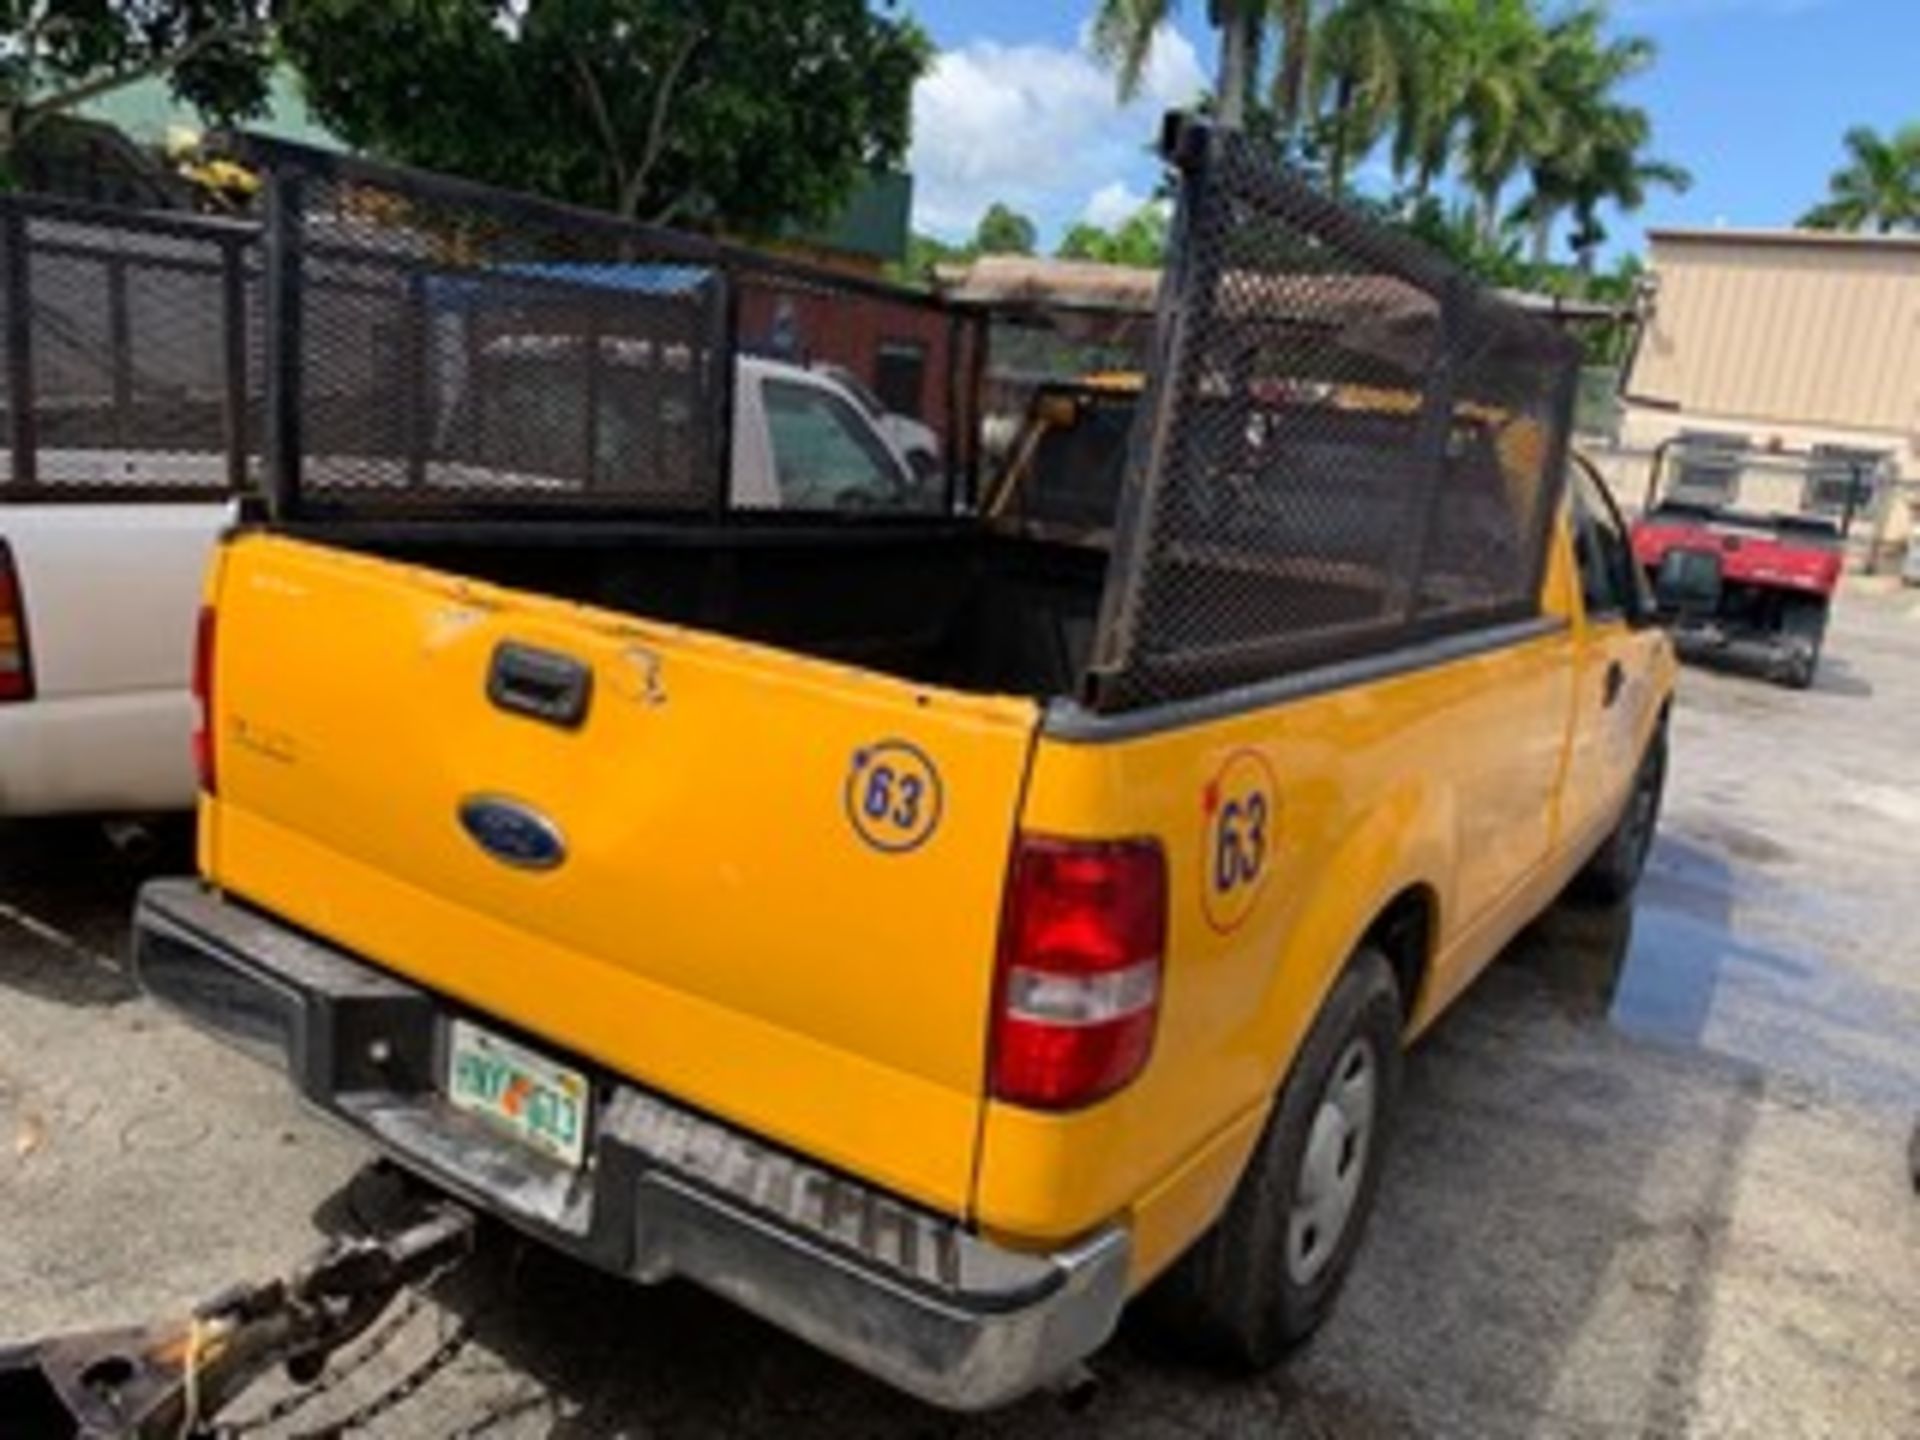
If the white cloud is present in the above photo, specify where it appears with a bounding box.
[1083,180,1150,229]
[908,24,1207,241]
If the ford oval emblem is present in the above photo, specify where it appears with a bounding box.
[458,795,566,870]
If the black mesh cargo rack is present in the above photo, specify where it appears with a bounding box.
[0,194,256,503]
[1080,115,1581,712]
[0,144,989,519]
[233,135,986,524]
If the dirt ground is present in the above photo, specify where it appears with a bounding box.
[2,587,1916,1439]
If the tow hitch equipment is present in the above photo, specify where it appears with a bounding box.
[0,1204,475,1439]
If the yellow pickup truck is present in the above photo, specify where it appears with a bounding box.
[134,121,1674,1409]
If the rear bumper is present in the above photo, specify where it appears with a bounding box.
[132,879,1127,1411]
[1665,618,1818,671]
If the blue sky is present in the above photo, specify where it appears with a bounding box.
[903,0,1920,260]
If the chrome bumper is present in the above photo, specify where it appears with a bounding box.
[132,879,1128,1410]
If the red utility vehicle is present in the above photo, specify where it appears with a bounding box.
[1629,437,1878,688]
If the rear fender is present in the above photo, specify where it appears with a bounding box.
[1123,780,1450,1281]
[1248,775,1451,1095]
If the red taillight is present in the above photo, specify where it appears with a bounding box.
[991,835,1167,1111]
[0,540,32,703]
[191,605,216,794]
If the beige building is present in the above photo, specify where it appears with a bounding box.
[1621,226,1920,558]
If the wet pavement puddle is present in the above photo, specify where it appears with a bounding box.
[1520,836,1918,1114]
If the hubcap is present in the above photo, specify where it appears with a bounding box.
[1286,1037,1378,1286]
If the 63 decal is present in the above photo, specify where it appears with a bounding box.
[1201,749,1278,932]
[845,740,944,853]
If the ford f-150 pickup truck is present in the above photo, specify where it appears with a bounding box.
[132,121,1675,1409]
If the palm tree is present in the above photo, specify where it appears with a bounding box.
[1390,20,1458,202]
[1426,0,1548,244]
[1271,0,1315,154]
[1514,6,1682,267]
[1564,107,1691,275]
[1092,0,1264,130]
[1799,124,1920,233]
[1310,0,1435,197]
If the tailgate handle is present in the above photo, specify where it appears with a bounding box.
[487,642,592,729]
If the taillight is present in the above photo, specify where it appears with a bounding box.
[991,835,1167,1110]
[191,605,216,794]
[0,539,32,703]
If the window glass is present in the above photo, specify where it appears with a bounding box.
[1804,446,1884,519]
[1572,463,1636,618]
[874,341,928,418]
[1667,430,1747,509]
[762,379,906,510]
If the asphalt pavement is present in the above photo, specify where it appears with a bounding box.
[2,587,1916,1438]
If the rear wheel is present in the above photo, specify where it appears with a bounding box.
[1575,723,1667,904]
[1776,597,1827,690]
[1143,950,1403,1370]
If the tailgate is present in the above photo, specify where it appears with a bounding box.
[203,534,1039,1213]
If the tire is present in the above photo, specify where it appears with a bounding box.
[1575,723,1668,904]
[1776,598,1827,690]
[1142,950,1404,1371]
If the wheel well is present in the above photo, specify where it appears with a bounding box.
[1363,885,1436,1022]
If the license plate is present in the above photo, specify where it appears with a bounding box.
[445,1019,591,1169]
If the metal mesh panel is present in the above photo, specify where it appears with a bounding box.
[1087,119,1579,710]
[272,164,723,513]
[0,200,253,498]
[244,140,989,520]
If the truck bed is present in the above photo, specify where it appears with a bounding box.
[306,520,1111,702]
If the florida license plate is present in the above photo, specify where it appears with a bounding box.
[446,1019,591,1169]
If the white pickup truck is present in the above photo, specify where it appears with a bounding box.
[0,356,936,819]
[0,494,232,818]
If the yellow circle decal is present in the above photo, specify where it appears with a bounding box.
[1201,749,1277,933]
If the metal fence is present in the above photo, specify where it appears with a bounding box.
[1084,116,1581,711]
[0,195,254,500]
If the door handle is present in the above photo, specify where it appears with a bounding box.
[1603,659,1626,708]
[488,642,592,728]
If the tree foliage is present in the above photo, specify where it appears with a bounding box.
[1056,204,1170,266]
[1094,0,1263,128]
[887,202,1039,286]
[278,0,929,231]
[1799,124,1920,234]
[0,0,273,167]
[1310,0,1433,197]
[974,202,1038,255]
[1089,0,1687,286]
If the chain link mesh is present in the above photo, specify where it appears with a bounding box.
[1087,120,1580,710]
